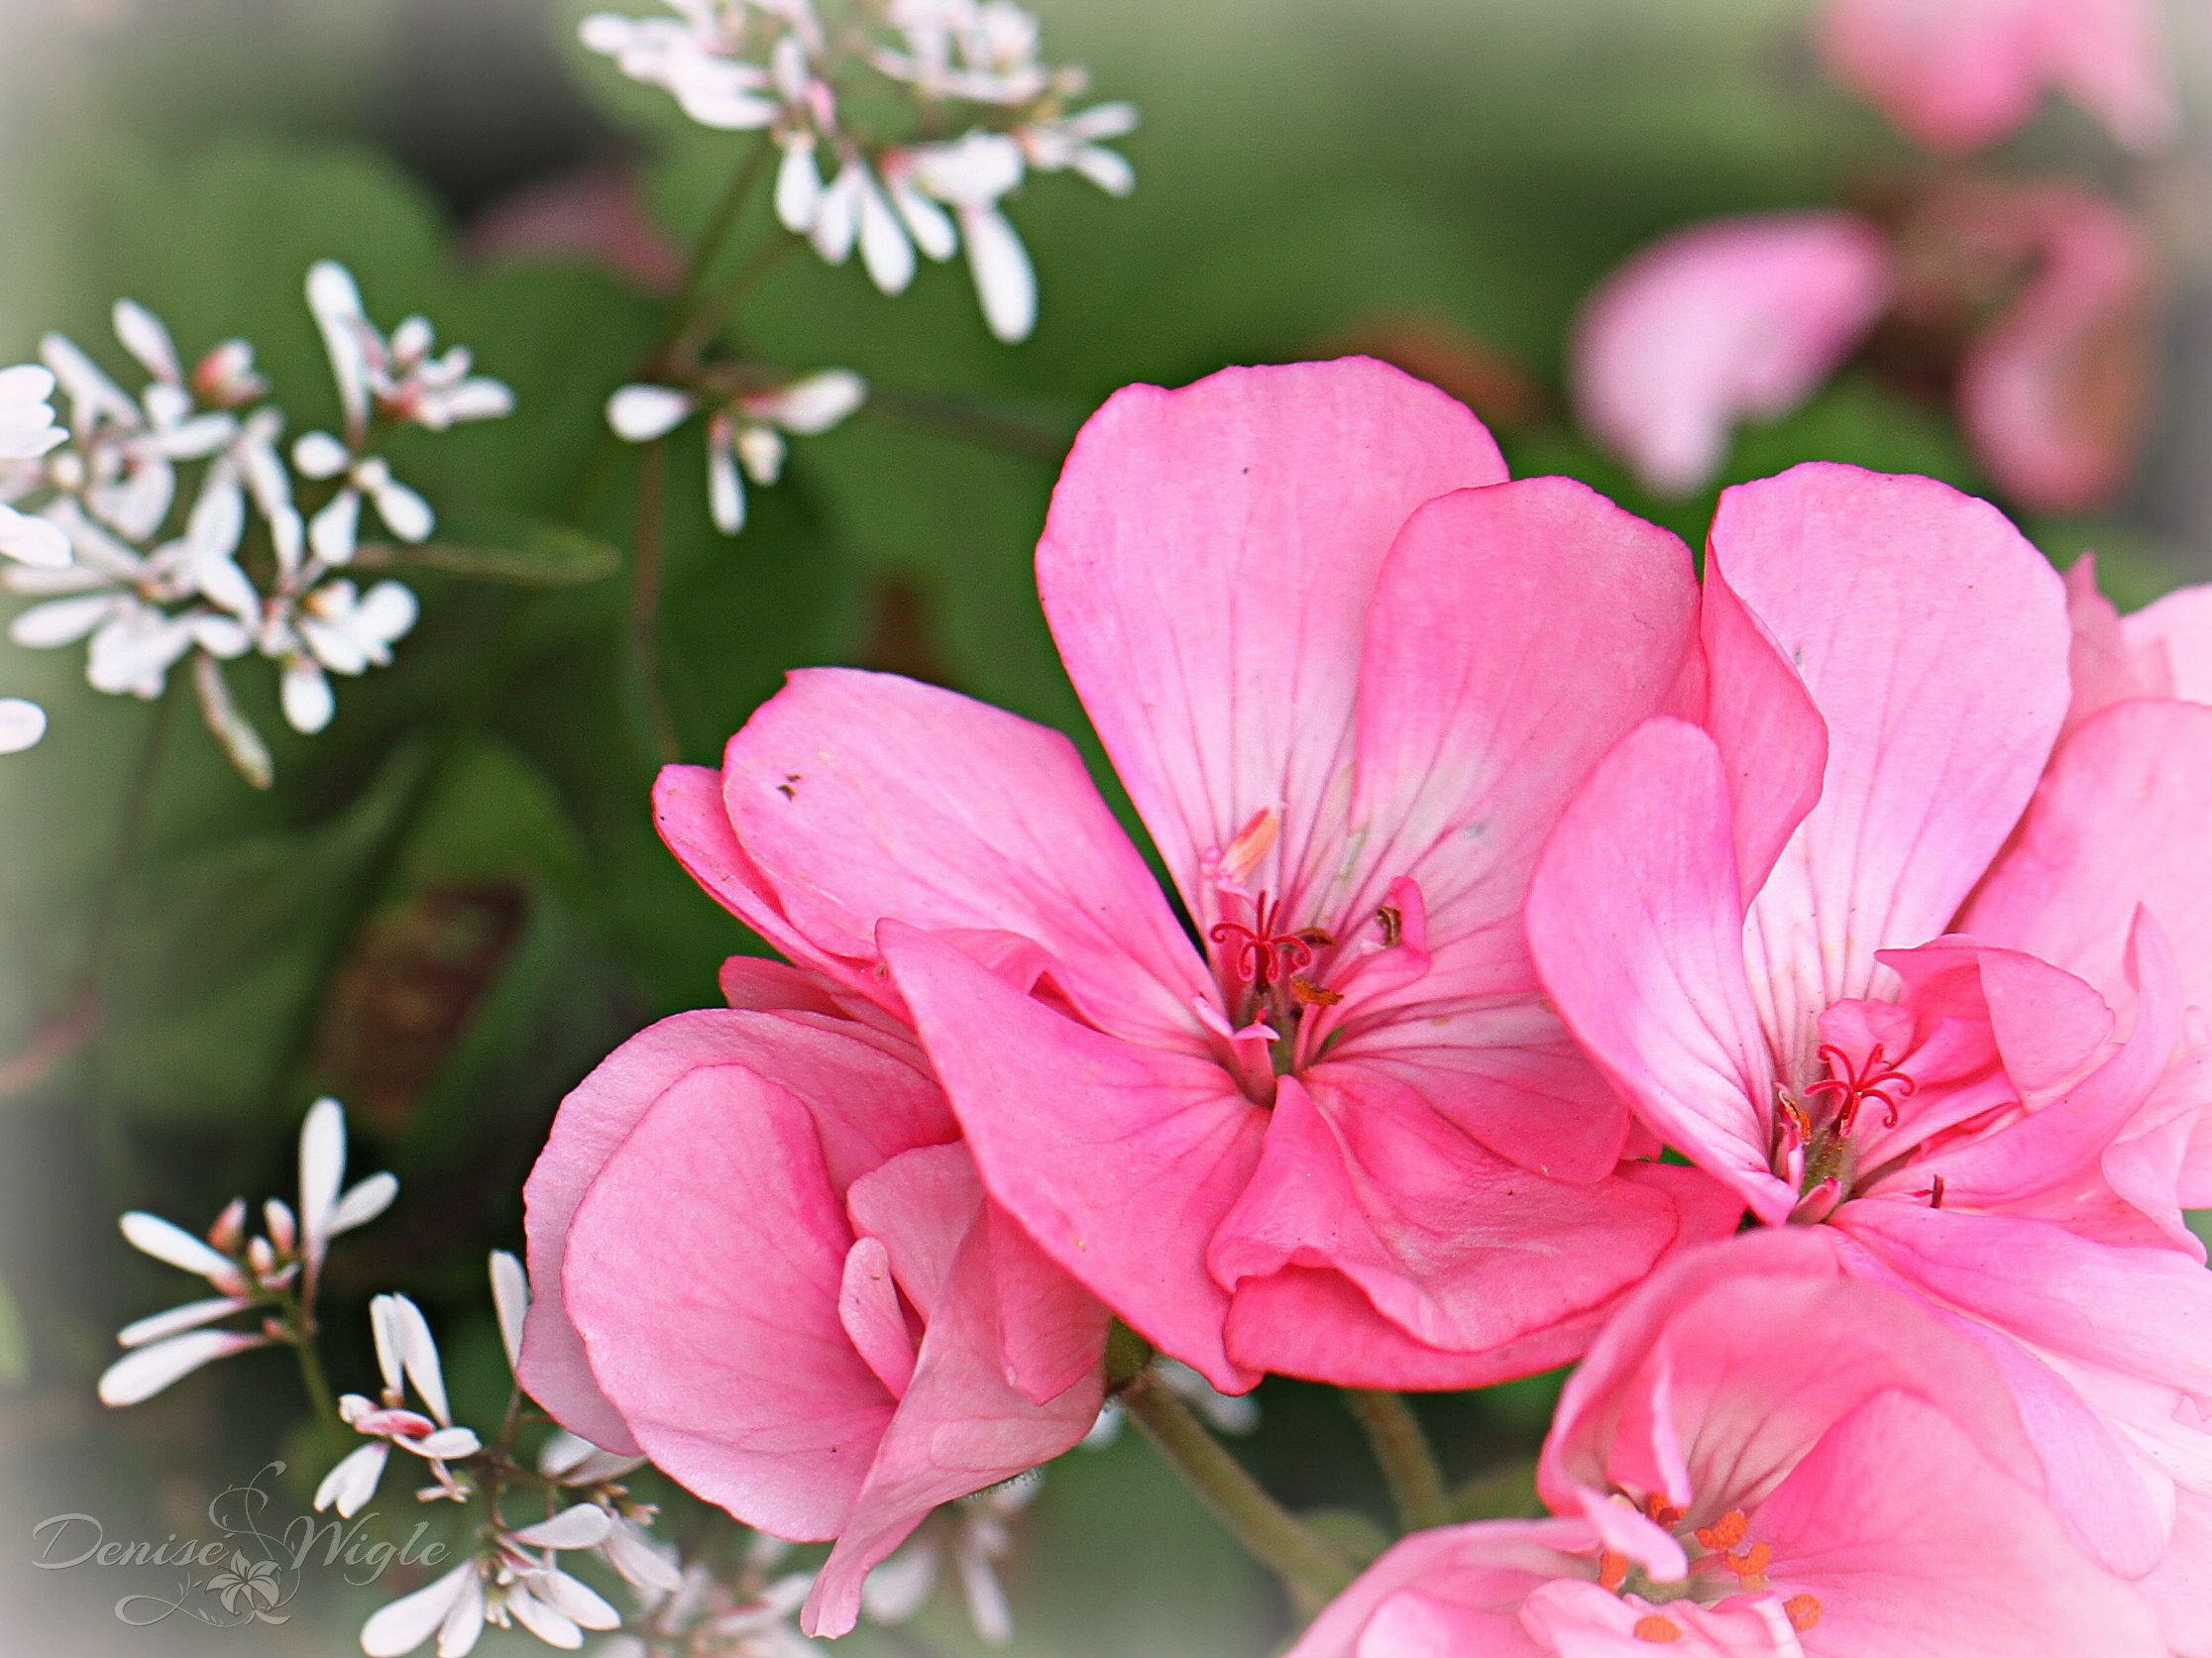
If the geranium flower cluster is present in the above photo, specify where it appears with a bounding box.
[518,357,2212,1653]
[581,0,1136,344]
[0,263,510,782]
[1574,0,2171,511]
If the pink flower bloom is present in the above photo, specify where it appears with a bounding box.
[655,359,1735,1394]
[1526,463,2212,1612]
[2062,553,2212,735]
[1286,1233,2164,1657]
[1574,213,1895,496]
[518,964,1106,1638]
[1817,0,2175,154]
[1572,186,2155,513]
[1954,186,2157,514]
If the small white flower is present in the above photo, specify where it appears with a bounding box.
[862,1478,1037,1647]
[1018,100,1138,195]
[318,1294,482,1518]
[101,1097,394,1408]
[264,577,419,735]
[361,1560,488,1658]
[608,370,863,536]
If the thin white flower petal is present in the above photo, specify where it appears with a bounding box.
[293,430,352,479]
[857,176,917,295]
[0,504,71,569]
[112,299,181,385]
[528,1567,620,1630]
[434,1568,486,1658]
[601,1520,683,1594]
[119,1211,238,1278]
[762,370,866,434]
[192,655,274,789]
[959,206,1037,343]
[775,136,825,233]
[281,655,336,734]
[314,1441,391,1518]
[118,1295,251,1348]
[707,420,745,534]
[501,1583,583,1650]
[405,1426,482,1461]
[370,1293,405,1396]
[331,1171,399,1237]
[310,490,363,568]
[605,385,693,443]
[306,263,373,437]
[507,1504,613,1551]
[361,1562,478,1658]
[14,594,115,649]
[385,1294,453,1424]
[97,1329,267,1406]
[370,476,434,543]
[0,699,45,754]
[489,1251,528,1375]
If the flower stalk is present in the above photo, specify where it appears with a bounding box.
[1343,1388,1451,1533]
[1119,1366,1355,1609]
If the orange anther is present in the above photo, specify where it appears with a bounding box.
[1693,1509,1748,1551]
[1632,1615,1684,1644]
[1785,1593,1823,1632]
[1598,1551,1629,1593]
[1726,1541,1772,1578]
[1642,1493,1684,1528]
[1288,975,1343,1007]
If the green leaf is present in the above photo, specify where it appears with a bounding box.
[0,1272,29,1389]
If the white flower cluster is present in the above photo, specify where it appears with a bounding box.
[0,264,511,783]
[0,367,68,752]
[605,369,866,534]
[343,1258,683,1658]
[98,1097,396,1406]
[581,0,1137,343]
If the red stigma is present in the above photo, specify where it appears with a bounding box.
[1209,893,1326,991]
[1804,1043,1916,1136]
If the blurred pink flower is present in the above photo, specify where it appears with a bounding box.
[518,966,1106,1639]
[464,163,687,295]
[1573,186,2157,512]
[1818,0,2175,154]
[1574,213,1895,496]
[1286,1234,2161,1657]
[656,358,1735,1396]
[1525,463,2212,1618]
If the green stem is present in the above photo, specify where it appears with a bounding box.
[291,1329,339,1427]
[1344,1388,1450,1533]
[863,386,1077,461]
[645,140,777,374]
[1120,1368,1355,1608]
[627,437,680,766]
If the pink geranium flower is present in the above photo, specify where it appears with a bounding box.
[652,358,1734,1392]
[1572,185,2155,512]
[518,960,1106,1638]
[1525,462,2212,1620]
[1818,0,2174,154]
[1286,1233,2162,1657]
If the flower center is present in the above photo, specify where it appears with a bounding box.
[1597,1499,1823,1643]
[1772,1042,1919,1213]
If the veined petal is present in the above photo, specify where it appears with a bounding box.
[1036,358,1506,927]
[1714,465,2069,1072]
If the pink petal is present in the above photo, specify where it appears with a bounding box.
[1957,189,2155,513]
[1714,465,2070,1064]
[2058,555,2162,735]
[1967,699,2212,1023]
[2124,583,2212,705]
[718,669,1212,1050]
[1035,358,1506,922]
[985,1202,1114,1406]
[1818,0,2174,153]
[802,1213,1103,1638]
[1525,718,1789,1220]
[1573,212,1892,495]
[1331,478,1698,1178]
[1280,1520,1591,1658]
[519,1008,949,1458]
[1209,1069,1710,1384]
[559,1063,896,1540]
[1755,1389,2163,1657]
[880,922,1265,1393]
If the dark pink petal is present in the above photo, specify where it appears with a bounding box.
[1209,1069,1706,1385]
[880,922,1266,1393]
[1526,718,1789,1219]
[1036,358,1506,920]
[1757,1389,2163,1657]
[520,1007,947,1457]
[1713,465,2069,1063]
[1332,478,1698,1178]
[719,669,1213,1050]
[1573,213,1892,494]
[1968,699,2212,1023]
